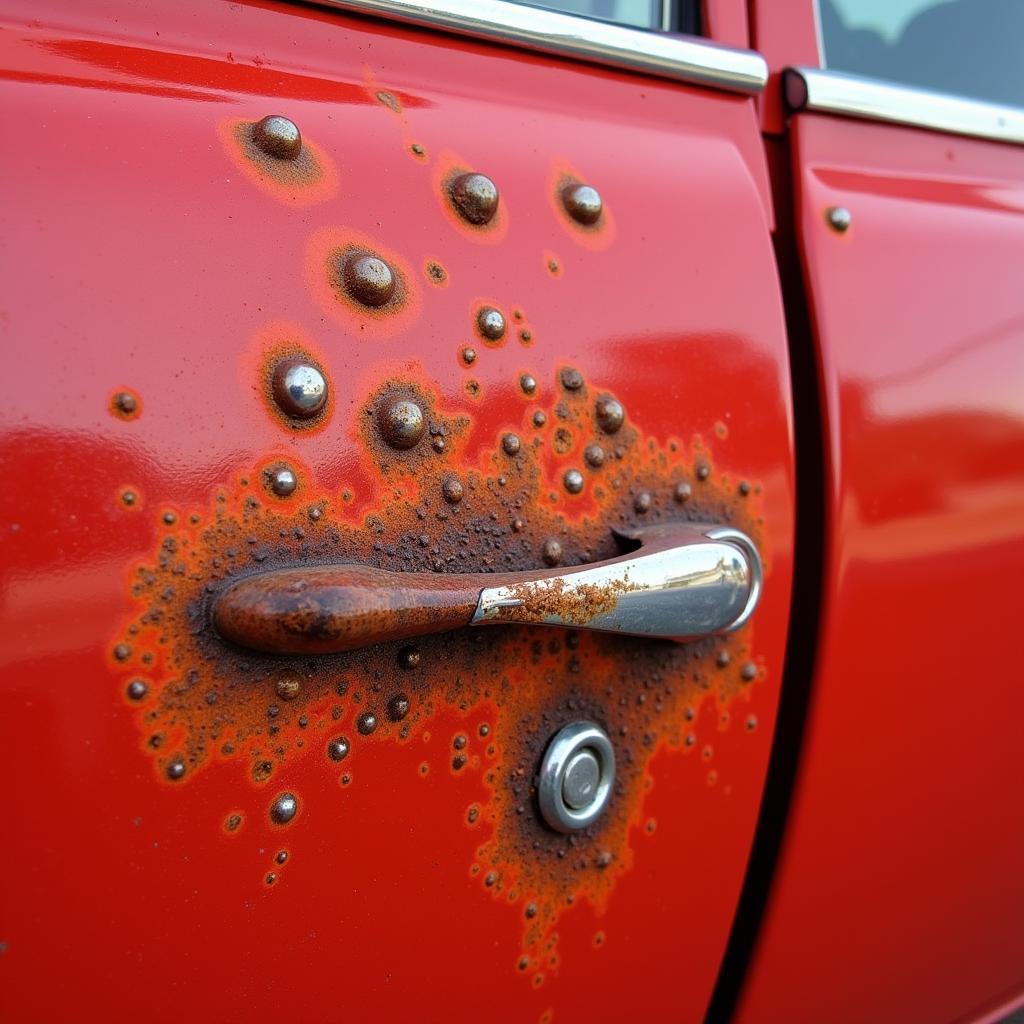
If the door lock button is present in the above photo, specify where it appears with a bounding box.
[538,721,615,833]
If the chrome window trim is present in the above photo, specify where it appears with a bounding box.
[313,0,767,95]
[785,66,1024,146]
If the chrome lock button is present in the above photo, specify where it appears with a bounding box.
[538,721,615,833]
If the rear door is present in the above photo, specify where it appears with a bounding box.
[0,1,794,1019]
[736,2,1024,1021]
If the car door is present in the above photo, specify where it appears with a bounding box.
[0,1,794,1020]
[733,2,1024,1021]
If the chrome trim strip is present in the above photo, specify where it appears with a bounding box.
[314,0,767,94]
[785,66,1024,146]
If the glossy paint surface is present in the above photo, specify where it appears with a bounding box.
[0,2,793,1020]
[737,115,1024,1023]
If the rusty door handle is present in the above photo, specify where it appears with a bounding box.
[211,522,762,655]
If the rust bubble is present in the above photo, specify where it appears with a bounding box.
[739,480,751,496]
[275,676,301,701]
[252,115,301,160]
[563,469,584,495]
[271,358,328,420]
[113,643,131,662]
[561,183,603,225]
[328,737,350,761]
[442,476,465,504]
[560,367,584,391]
[502,433,522,456]
[532,411,547,428]
[696,461,711,481]
[520,374,537,396]
[126,679,148,701]
[741,662,757,682]
[342,252,397,308]
[399,646,421,670]
[357,711,378,735]
[541,538,563,566]
[633,492,651,514]
[276,850,289,865]
[674,481,692,503]
[166,759,186,781]
[270,792,298,825]
[266,465,297,498]
[388,694,411,721]
[595,395,625,434]
[461,347,477,366]
[584,444,605,468]
[110,390,140,419]
[225,813,243,832]
[449,172,499,225]
[379,399,425,450]
[477,307,507,341]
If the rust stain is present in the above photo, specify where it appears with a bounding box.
[423,258,449,287]
[220,118,338,207]
[498,575,633,626]
[112,363,765,981]
[305,227,422,340]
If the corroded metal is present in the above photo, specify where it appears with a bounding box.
[561,183,603,225]
[379,398,425,449]
[252,115,302,160]
[477,306,506,340]
[271,359,328,419]
[449,172,499,225]
[596,395,625,433]
[210,523,763,653]
[343,252,397,306]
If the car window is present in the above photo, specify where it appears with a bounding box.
[523,0,663,30]
[819,0,1024,107]
[517,0,701,33]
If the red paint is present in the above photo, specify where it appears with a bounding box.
[0,2,793,1021]
[736,115,1024,1023]
[749,0,821,135]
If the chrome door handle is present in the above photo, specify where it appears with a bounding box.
[211,522,762,655]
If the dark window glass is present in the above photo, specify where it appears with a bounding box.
[820,0,1024,107]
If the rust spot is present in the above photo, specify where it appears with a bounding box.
[110,389,141,420]
[220,118,337,207]
[113,367,766,978]
[254,326,334,434]
[306,228,422,340]
[433,152,509,244]
[424,260,449,287]
[376,90,402,114]
[548,161,616,250]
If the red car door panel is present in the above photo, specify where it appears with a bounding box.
[0,1,794,1020]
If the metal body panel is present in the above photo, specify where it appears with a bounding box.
[736,112,1024,1023]
[0,1,793,1020]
